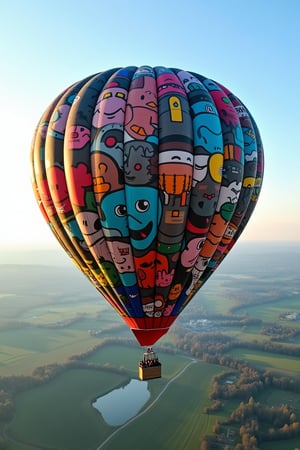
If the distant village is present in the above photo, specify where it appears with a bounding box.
[280,311,300,321]
[185,319,216,332]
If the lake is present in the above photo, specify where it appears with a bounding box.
[92,378,150,426]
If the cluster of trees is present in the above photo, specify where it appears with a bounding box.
[209,366,264,401]
[231,397,300,448]
[199,365,300,449]
[200,396,300,450]
[260,323,300,340]
[209,365,300,399]
[203,400,223,414]
[170,326,300,449]
[173,327,300,358]
[172,328,233,357]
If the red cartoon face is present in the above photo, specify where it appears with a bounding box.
[47,166,72,213]
[134,250,156,289]
[135,251,175,289]
[210,90,240,127]
[157,70,185,98]
[68,163,92,207]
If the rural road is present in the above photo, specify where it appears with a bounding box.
[95,358,197,450]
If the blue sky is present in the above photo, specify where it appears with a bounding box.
[1,0,299,247]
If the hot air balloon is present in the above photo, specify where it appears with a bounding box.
[30,66,264,379]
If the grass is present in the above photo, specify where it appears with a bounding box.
[7,360,229,450]
[19,301,105,324]
[227,348,300,377]
[0,304,133,376]
[195,287,240,315]
[101,362,233,450]
[235,295,300,324]
[2,255,300,449]
[0,326,98,375]
[86,344,190,380]
[7,369,122,450]
[257,386,300,412]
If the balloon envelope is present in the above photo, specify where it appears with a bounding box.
[30,66,264,346]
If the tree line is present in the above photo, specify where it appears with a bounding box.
[170,326,300,449]
[172,326,300,358]
[0,336,134,440]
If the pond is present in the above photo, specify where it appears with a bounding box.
[92,378,150,426]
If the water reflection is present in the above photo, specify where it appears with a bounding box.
[92,379,150,426]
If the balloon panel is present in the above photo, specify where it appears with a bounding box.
[30,66,264,346]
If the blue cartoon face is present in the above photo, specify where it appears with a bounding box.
[125,186,161,250]
[100,190,129,238]
[192,109,223,153]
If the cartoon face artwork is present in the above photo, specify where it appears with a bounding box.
[189,151,223,216]
[46,166,72,214]
[67,125,91,149]
[141,296,164,318]
[92,85,128,128]
[100,190,129,238]
[31,66,263,347]
[75,211,111,261]
[108,240,136,287]
[176,70,203,93]
[134,250,157,289]
[126,186,162,250]
[91,123,124,170]
[156,67,186,98]
[49,104,71,139]
[91,152,123,205]
[186,255,210,295]
[193,152,223,186]
[181,237,205,268]
[124,74,158,141]
[158,149,193,199]
[124,140,157,186]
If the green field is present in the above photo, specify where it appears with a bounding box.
[0,304,131,376]
[1,249,300,450]
[7,369,117,449]
[194,287,240,315]
[227,347,300,378]
[0,325,99,375]
[235,295,300,326]
[6,355,229,450]
[100,362,227,450]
